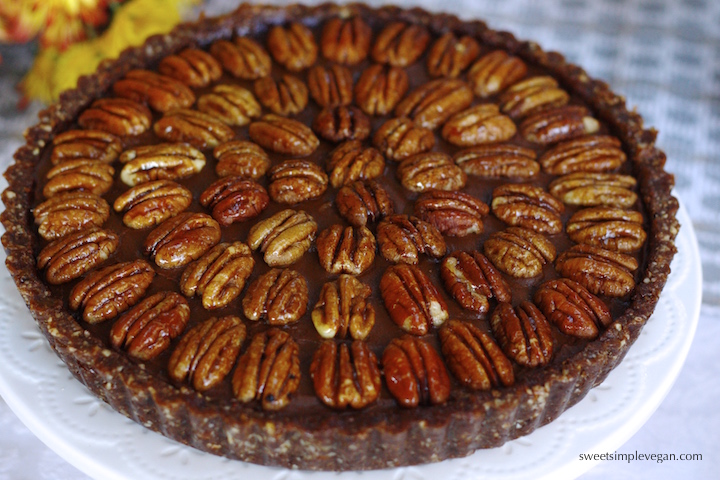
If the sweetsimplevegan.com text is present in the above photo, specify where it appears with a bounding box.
[579,451,702,464]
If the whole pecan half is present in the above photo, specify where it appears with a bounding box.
[312,275,375,340]
[491,183,565,234]
[371,21,430,67]
[168,316,246,392]
[37,227,119,285]
[414,190,489,236]
[440,251,511,314]
[242,268,308,325]
[394,78,473,130]
[335,180,394,227]
[33,192,109,240]
[520,105,600,145]
[51,129,122,165]
[499,76,569,119]
[566,207,646,252]
[209,38,271,79]
[248,114,319,156]
[373,117,435,161]
[307,64,354,108]
[316,224,376,275]
[197,84,262,126]
[484,227,556,278]
[246,209,317,267]
[426,32,480,78]
[380,264,448,335]
[382,335,451,407]
[153,108,235,150]
[180,242,255,309]
[539,135,627,175]
[267,159,328,204]
[267,22,317,71]
[214,140,270,180]
[490,301,553,367]
[326,140,384,188]
[534,278,611,339]
[441,104,517,147]
[454,144,539,179]
[354,63,409,116]
[78,98,152,137]
[43,159,114,198]
[320,16,372,65]
[232,328,301,411]
[310,340,381,410]
[549,172,638,208]
[556,244,638,297]
[113,180,192,229]
[439,319,515,390]
[144,212,221,269]
[254,74,308,116]
[468,50,528,98]
[110,291,189,361]
[112,69,195,112]
[199,177,269,226]
[158,48,222,87]
[377,214,446,264]
[313,106,371,143]
[119,143,206,187]
[397,152,467,193]
[69,259,155,324]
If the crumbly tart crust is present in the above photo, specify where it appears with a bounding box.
[2,2,678,471]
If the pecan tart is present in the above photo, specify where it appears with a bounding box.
[1,3,678,471]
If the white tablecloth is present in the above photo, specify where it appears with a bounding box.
[0,1,717,478]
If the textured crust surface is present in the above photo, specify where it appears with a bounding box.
[1,2,679,471]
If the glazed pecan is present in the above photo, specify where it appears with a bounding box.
[248,114,319,156]
[534,278,611,339]
[468,50,528,98]
[382,335,451,407]
[246,209,317,267]
[490,302,553,367]
[320,16,372,65]
[113,180,192,229]
[394,79,473,130]
[313,106,371,143]
[232,328,300,411]
[354,64,409,116]
[440,251,511,314]
[50,129,121,165]
[311,275,375,340]
[555,244,638,297]
[209,38,271,79]
[549,172,638,208]
[69,259,155,324]
[441,104,517,147]
[119,143,205,186]
[254,74,308,116]
[110,291,189,361]
[78,98,152,137]
[310,340,381,410]
[380,264,448,335]
[37,227,119,285]
[520,105,600,145]
[144,212,221,269]
[153,108,235,149]
[454,144,540,179]
[158,48,222,87]
[242,268,308,325]
[307,64,353,108]
[267,159,328,204]
[335,180,394,227]
[199,177,269,226]
[112,69,195,112]
[180,242,255,309]
[326,140,384,188]
[43,159,114,198]
[214,140,270,180]
[539,135,627,175]
[168,316,246,392]
[491,183,565,234]
[499,76,569,119]
[316,224,376,275]
[396,152,467,193]
[414,190,489,236]
[484,227,556,278]
[426,32,480,78]
[371,21,430,67]
[566,207,646,252]
[439,319,515,390]
[377,214,446,264]
[197,84,262,126]
[373,117,435,161]
[267,22,317,71]
[33,192,109,241]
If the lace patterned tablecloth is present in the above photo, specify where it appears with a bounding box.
[0,1,718,479]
